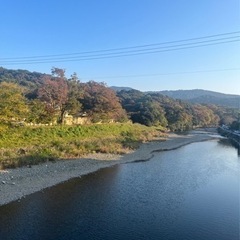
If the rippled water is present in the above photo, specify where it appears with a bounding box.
[0,140,239,240]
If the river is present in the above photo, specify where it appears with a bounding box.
[0,139,239,240]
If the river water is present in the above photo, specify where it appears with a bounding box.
[0,139,239,240]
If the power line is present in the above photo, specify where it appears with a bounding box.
[1,31,239,60]
[0,31,239,65]
[1,39,239,65]
[1,36,239,63]
[81,68,240,80]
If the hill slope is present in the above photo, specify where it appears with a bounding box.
[110,86,134,92]
[0,67,48,88]
[158,89,240,108]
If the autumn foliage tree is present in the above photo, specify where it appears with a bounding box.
[38,68,68,123]
[81,81,128,122]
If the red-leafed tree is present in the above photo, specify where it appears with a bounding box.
[38,68,68,123]
[81,81,128,122]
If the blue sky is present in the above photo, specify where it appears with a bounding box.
[0,0,239,94]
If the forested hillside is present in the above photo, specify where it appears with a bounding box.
[0,67,238,131]
[158,89,240,108]
[0,67,48,88]
[117,89,238,131]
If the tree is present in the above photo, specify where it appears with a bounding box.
[81,81,128,122]
[38,68,68,123]
[27,99,51,123]
[0,82,29,122]
[118,90,168,127]
[192,104,219,127]
[64,72,83,116]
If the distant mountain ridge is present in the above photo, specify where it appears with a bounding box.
[158,89,240,108]
[112,86,240,109]
[158,89,239,99]
[110,86,134,92]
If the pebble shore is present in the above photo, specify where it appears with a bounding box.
[0,129,220,206]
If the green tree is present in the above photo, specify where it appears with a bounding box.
[118,90,168,127]
[0,82,29,122]
[64,72,83,116]
[27,99,50,123]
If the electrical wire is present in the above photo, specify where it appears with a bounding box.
[0,31,239,65]
[81,68,240,80]
[1,39,239,65]
[1,31,239,60]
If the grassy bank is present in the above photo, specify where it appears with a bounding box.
[0,123,166,169]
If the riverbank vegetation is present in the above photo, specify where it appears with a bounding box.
[0,123,164,169]
[0,67,239,168]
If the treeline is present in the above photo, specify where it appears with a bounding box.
[0,67,238,131]
[117,90,238,131]
[0,68,128,125]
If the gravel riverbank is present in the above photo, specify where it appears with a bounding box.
[0,129,220,206]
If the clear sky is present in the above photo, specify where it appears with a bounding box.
[0,0,239,94]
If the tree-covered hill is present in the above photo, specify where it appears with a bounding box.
[117,89,238,131]
[158,89,240,108]
[0,67,49,89]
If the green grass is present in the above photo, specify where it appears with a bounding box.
[0,123,166,169]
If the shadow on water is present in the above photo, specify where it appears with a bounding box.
[218,138,240,156]
[0,166,121,240]
[0,140,239,240]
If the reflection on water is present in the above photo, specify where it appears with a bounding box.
[0,140,239,240]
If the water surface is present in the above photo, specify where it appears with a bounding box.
[0,140,239,240]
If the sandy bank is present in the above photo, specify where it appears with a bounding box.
[0,129,220,206]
